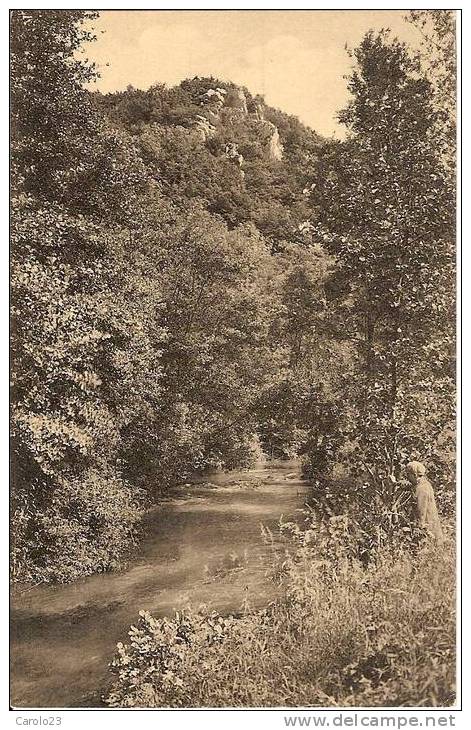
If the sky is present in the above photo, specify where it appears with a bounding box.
[85,10,424,138]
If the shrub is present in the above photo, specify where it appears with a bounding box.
[11,467,143,584]
[107,609,239,708]
[304,477,427,565]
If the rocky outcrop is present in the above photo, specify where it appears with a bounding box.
[223,142,245,178]
[194,87,227,138]
[223,142,244,167]
[193,83,283,160]
[194,114,216,141]
[252,101,265,121]
[204,87,226,103]
[266,122,283,161]
[234,88,248,114]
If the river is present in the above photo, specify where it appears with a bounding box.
[10,460,309,708]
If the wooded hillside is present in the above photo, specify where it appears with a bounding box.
[10,10,455,583]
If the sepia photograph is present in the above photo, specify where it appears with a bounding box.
[10,6,458,711]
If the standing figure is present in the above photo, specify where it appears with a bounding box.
[405,461,444,543]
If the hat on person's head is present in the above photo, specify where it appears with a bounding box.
[406,461,426,479]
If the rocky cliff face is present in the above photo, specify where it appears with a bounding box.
[193,83,284,163]
[265,122,283,161]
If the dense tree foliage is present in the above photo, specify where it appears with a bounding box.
[10,11,328,582]
[10,10,150,581]
[95,77,320,249]
[304,31,455,517]
[406,10,456,171]
[10,11,455,582]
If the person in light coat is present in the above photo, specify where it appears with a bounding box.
[405,461,444,543]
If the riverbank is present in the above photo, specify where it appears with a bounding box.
[106,520,456,708]
[11,460,309,708]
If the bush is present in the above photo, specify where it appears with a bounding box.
[304,476,428,565]
[106,610,239,708]
[105,513,455,708]
[11,467,143,583]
